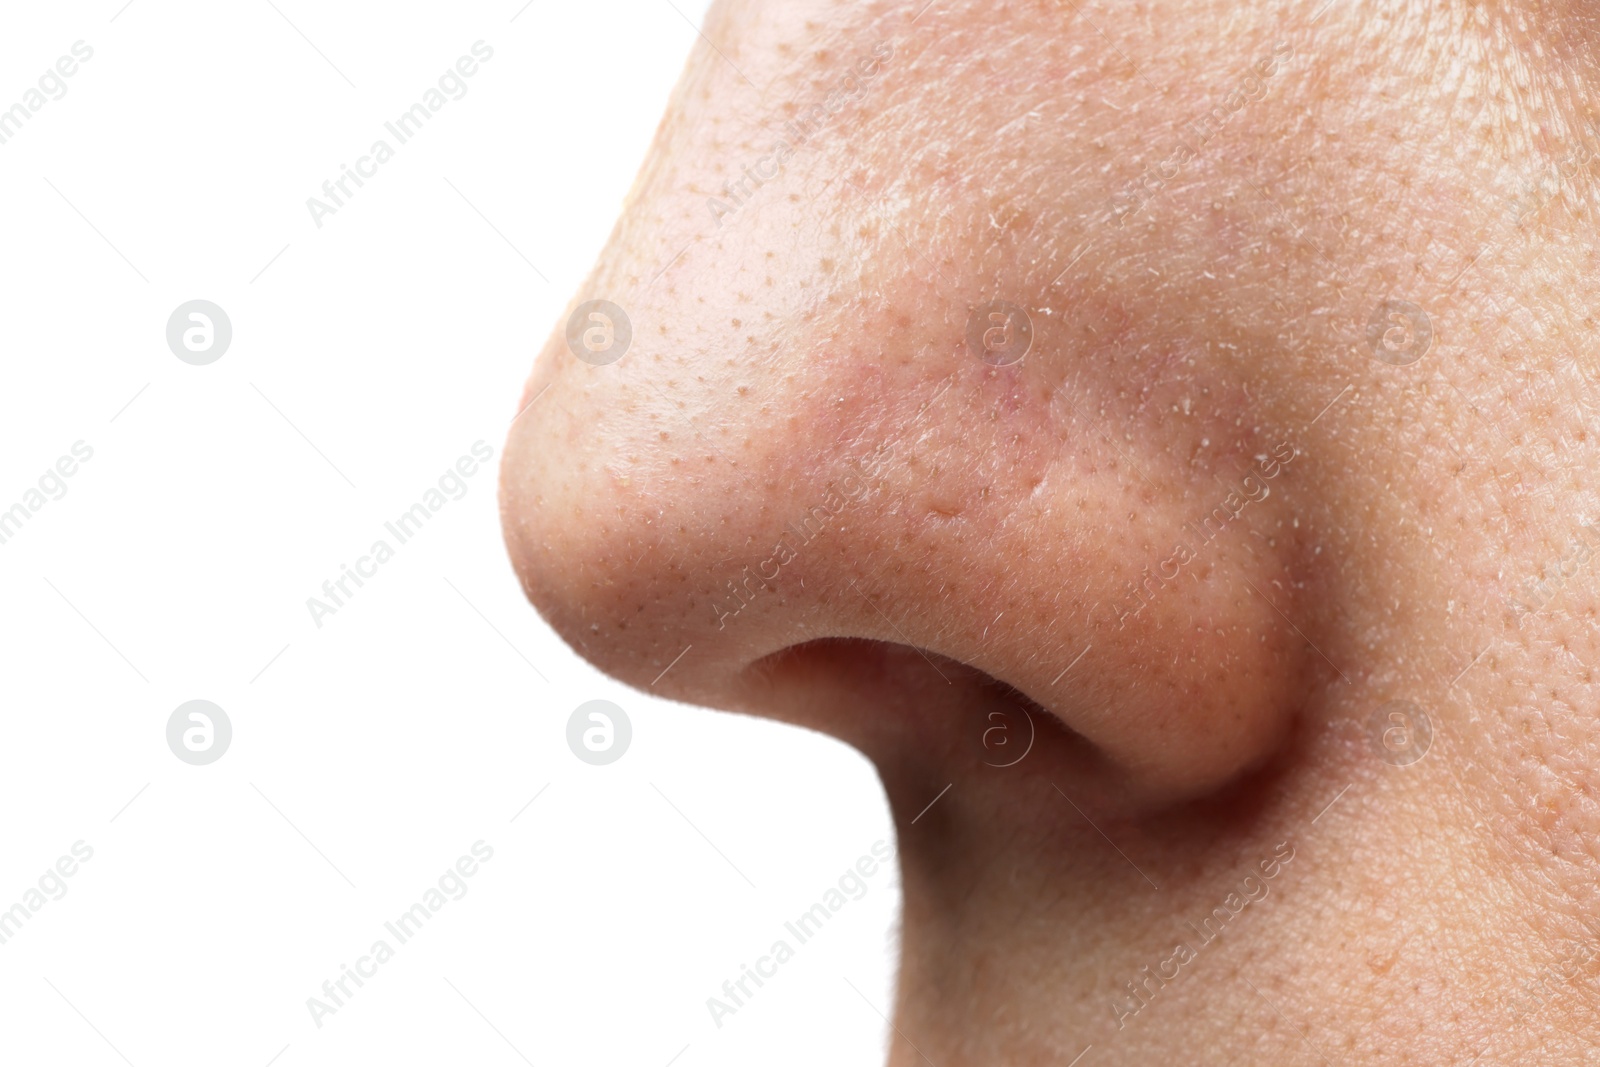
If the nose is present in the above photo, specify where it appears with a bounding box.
[499,17,1330,813]
[501,271,1320,811]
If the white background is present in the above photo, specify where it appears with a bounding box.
[0,2,899,1064]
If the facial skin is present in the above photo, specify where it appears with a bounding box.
[501,0,1600,1062]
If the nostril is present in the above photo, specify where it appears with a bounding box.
[731,615,1306,816]
[739,635,1112,788]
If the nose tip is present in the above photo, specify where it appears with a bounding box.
[501,319,1315,807]
[497,346,922,693]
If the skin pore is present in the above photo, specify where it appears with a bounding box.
[500,0,1600,1062]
